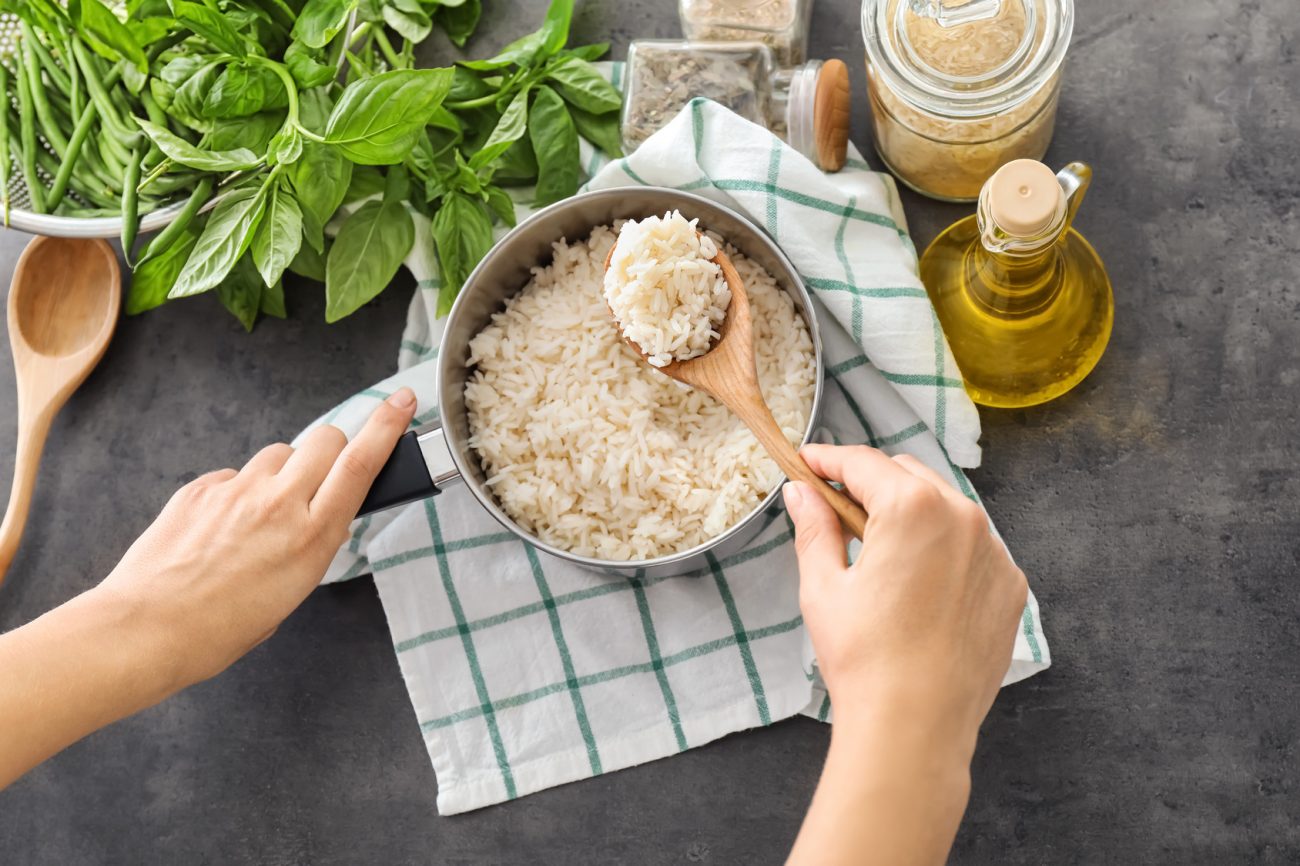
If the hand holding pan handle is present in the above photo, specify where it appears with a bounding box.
[358,424,459,516]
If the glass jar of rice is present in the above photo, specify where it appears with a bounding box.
[860,0,1073,202]
[678,0,815,65]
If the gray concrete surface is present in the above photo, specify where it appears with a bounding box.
[1,0,1298,863]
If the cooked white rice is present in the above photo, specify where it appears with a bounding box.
[465,224,816,561]
[603,210,731,368]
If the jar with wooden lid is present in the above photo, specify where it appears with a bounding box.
[678,0,815,65]
[620,40,852,172]
[860,0,1073,201]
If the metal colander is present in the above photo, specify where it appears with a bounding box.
[0,12,204,239]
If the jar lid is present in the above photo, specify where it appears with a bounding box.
[861,0,1073,118]
[813,59,851,171]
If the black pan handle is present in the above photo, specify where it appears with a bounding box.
[357,430,439,516]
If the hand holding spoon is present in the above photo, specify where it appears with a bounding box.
[604,241,869,539]
[1,237,121,584]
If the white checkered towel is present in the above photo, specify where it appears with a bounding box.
[299,89,1050,815]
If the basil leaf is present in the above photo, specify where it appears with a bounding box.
[491,135,537,185]
[127,223,200,314]
[528,85,579,206]
[468,85,529,171]
[384,165,411,203]
[133,117,261,171]
[171,184,270,298]
[202,60,289,118]
[563,42,609,62]
[269,126,303,165]
[207,111,285,153]
[545,56,620,114]
[292,0,357,48]
[260,278,287,318]
[243,0,295,33]
[568,103,623,158]
[435,0,479,48]
[458,0,569,70]
[285,40,335,89]
[72,0,147,71]
[431,191,493,316]
[483,185,516,227]
[125,15,173,45]
[381,0,430,43]
[293,91,353,250]
[324,68,454,164]
[217,253,265,332]
[343,165,385,203]
[288,240,328,281]
[251,183,303,287]
[447,66,493,102]
[171,58,222,123]
[173,1,248,56]
[324,199,414,322]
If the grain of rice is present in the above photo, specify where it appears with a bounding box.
[465,224,816,561]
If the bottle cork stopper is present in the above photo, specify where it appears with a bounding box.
[987,159,1062,237]
[814,59,851,173]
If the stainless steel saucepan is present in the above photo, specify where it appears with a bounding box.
[357,187,826,578]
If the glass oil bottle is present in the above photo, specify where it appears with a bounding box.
[919,159,1112,408]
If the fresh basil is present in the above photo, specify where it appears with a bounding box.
[431,190,493,316]
[291,0,357,48]
[288,241,328,282]
[381,0,430,43]
[216,253,266,332]
[173,1,248,56]
[285,40,336,89]
[324,68,454,164]
[528,85,579,206]
[134,117,261,171]
[170,183,269,298]
[324,199,414,322]
[568,104,623,158]
[126,223,200,314]
[202,61,290,119]
[251,182,303,287]
[546,55,621,114]
[73,0,147,71]
[468,85,530,171]
[435,0,479,48]
[483,185,517,227]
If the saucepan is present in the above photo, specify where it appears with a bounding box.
[357,187,826,579]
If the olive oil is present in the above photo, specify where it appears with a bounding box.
[920,160,1113,408]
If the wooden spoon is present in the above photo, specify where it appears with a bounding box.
[1,237,121,584]
[604,242,868,538]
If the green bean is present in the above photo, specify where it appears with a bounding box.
[24,27,72,94]
[71,40,133,140]
[22,27,69,158]
[0,64,10,225]
[14,49,45,214]
[64,34,82,117]
[121,142,144,263]
[45,79,111,209]
[135,175,213,268]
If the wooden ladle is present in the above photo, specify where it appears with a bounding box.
[1,237,121,584]
[604,242,869,538]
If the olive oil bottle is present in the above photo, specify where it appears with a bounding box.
[920,160,1113,408]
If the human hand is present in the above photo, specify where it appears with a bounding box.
[784,444,1027,758]
[94,388,418,693]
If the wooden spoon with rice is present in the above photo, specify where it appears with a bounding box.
[604,219,869,539]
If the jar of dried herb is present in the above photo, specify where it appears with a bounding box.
[678,0,814,65]
[861,0,1073,201]
[621,40,851,172]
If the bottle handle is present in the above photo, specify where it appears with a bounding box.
[1056,162,1092,233]
[909,0,1001,27]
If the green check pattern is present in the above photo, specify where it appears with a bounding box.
[298,87,1050,815]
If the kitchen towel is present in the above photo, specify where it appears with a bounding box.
[299,93,1051,815]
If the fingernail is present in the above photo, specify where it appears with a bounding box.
[782,482,803,521]
[388,387,416,410]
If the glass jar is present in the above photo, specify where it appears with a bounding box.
[621,40,851,171]
[860,0,1073,201]
[679,0,815,66]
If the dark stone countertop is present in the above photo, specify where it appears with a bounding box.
[2,0,1298,862]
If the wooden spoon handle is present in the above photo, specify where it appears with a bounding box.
[730,396,869,539]
[0,401,57,583]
